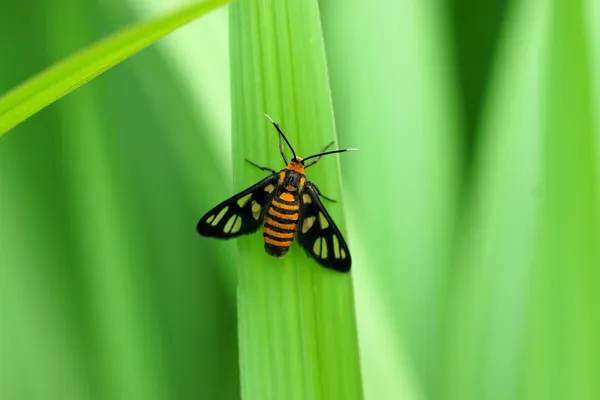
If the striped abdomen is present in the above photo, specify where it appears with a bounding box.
[263,191,299,257]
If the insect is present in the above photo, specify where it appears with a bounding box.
[197,114,357,272]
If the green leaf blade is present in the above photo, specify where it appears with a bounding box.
[229,1,363,399]
[0,0,230,137]
[524,0,600,398]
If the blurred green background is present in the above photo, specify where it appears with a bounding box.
[1,0,599,399]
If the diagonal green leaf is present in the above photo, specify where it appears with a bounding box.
[0,0,230,137]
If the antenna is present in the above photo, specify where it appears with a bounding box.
[264,114,297,162]
[302,148,359,168]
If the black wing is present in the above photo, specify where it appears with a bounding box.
[197,174,279,238]
[297,182,351,272]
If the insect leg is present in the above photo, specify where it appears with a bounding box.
[312,184,337,202]
[304,141,335,168]
[245,159,277,174]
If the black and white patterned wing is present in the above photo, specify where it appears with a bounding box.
[297,182,351,272]
[197,174,279,238]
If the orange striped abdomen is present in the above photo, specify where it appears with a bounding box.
[263,191,299,258]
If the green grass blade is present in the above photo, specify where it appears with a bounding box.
[0,0,230,137]
[441,0,546,397]
[1,1,238,398]
[524,0,600,398]
[321,0,461,398]
[446,0,600,398]
[229,1,363,399]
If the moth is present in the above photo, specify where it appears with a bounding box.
[197,114,357,272]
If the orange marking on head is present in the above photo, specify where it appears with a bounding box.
[279,171,286,184]
[264,236,293,247]
[268,208,299,221]
[286,160,305,174]
[264,227,295,239]
[279,192,295,202]
[272,200,299,211]
[265,217,296,230]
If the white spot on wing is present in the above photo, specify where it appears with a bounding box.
[224,215,238,233]
[321,237,328,259]
[303,194,312,204]
[211,207,228,226]
[237,193,252,208]
[264,184,275,193]
[319,212,329,229]
[333,235,340,259]
[251,201,261,220]
[206,215,215,224]
[232,216,242,233]
[302,216,316,233]
[313,237,322,257]
[341,248,347,260]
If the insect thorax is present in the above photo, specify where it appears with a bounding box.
[280,170,305,193]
